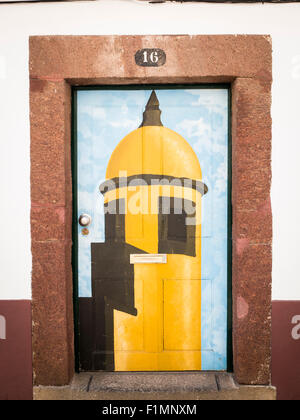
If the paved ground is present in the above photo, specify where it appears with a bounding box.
[34,372,276,400]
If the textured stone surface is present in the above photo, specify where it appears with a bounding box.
[70,372,92,392]
[232,77,272,210]
[232,254,272,385]
[30,77,73,386]
[216,372,238,390]
[33,372,276,400]
[30,80,72,207]
[233,198,272,242]
[30,35,272,387]
[231,76,272,385]
[31,240,74,385]
[29,35,272,83]
[31,206,72,242]
[89,372,218,393]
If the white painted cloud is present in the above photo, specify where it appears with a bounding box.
[79,105,107,120]
[185,89,228,111]
[176,117,211,140]
[214,161,227,196]
[78,120,92,140]
[121,103,129,115]
[176,117,227,158]
[109,118,140,130]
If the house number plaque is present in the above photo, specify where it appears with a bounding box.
[135,49,166,67]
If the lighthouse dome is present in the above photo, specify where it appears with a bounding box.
[106,91,203,182]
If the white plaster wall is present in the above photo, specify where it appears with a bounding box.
[0,0,299,300]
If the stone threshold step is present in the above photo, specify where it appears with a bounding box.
[34,372,276,400]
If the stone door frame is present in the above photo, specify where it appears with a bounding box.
[30,35,272,386]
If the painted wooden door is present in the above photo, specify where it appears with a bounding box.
[75,87,229,372]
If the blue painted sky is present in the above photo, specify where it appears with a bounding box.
[77,88,228,370]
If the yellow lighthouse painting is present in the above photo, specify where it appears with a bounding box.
[76,88,229,372]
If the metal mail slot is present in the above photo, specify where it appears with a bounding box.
[130,254,167,264]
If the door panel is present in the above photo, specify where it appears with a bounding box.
[163,279,201,351]
[76,87,229,371]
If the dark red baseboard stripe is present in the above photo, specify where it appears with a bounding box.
[0,300,32,400]
[0,298,299,399]
[272,300,300,400]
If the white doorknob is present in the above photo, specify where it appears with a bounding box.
[79,214,92,227]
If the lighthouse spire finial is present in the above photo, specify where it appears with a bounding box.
[139,90,163,127]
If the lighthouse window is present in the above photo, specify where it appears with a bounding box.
[104,199,125,242]
[158,197,196,257]
[168,212,187,242]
